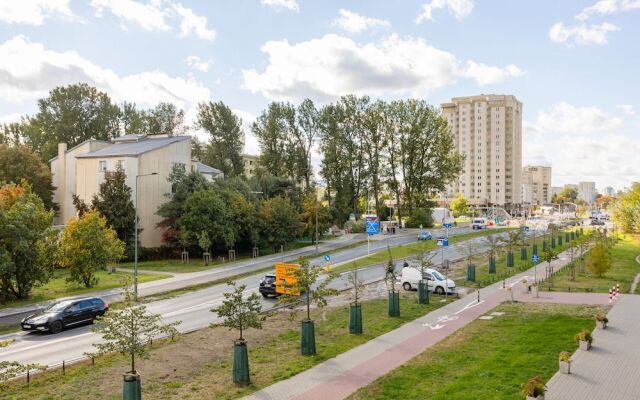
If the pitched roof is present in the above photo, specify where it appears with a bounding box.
[76,136,190,158]
[194,161,223,175]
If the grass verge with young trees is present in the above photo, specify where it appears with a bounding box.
[347,303,604,400]
[0,291,453,399]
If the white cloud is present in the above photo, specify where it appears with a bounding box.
[185,56,213,72]
[332,9,390,34]
[232,109,259,155]
[549,22,620,45]
[0,0,75,25]
[461,61,524,86]
[529,102,622,134]
[576,0,640,20]
[90,0,215,40]
[0,113,24,125]
[172,3,216,41]
[261,0,299,12]
[242,34,522,101]
[90,0,170,32]
[415,0,474,24]
[616,104,636,115]
[0,35,211,109]
[525,102,639,188]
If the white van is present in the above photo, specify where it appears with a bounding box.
[471,218,487,230]
[400,266,456,295]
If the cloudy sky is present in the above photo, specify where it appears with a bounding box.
[1,0,639,191]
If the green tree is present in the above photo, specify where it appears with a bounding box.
[119,102,185,136]
[156,164,209,248]
[88,280,179,376]
[259,196,300,251]
[0,144,57,210]
[182,189,234,251]
[588,241,613,277]
[612,183,640,234]
[22,84,121,162]
[196,101,245,177]
[343,263,365,307]
[90,169,136,257]
[0,182,57,301]
[449,193,470,217]
[281,258,338,322]
[213,281,264,341]
[300,193,332,243]
[58,210,125,288]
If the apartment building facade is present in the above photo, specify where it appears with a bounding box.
[578,181,597,204]
[50,134,222,248]
[442,94,522,208]
[521,165,552,205]
[242,154,260,178]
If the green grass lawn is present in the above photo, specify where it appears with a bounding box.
[2,291,453,399]
[546,234,640,293]
[332,228,513,273]
[463,229,581,287]
[348,302,603,400]
[0,269,168,310]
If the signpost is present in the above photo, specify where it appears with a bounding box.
[531,254,539,283]
[324,255,331,272]
[443,223,453,239]
[275,263,300,295]
[365,216,380,255]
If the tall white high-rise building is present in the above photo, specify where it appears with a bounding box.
[442,94,522,208]
[521,165,552,204]
[578,181,597,204]
[604,186,615,197]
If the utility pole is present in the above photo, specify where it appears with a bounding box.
[315,197,319,254]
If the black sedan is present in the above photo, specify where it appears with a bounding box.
[21,297,109,334]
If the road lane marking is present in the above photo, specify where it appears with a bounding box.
[0,332,94,358]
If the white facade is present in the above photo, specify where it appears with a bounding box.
[521,165,552,205]
[442,94,522,207]
[604,186,615,197]
[578,181,597,204]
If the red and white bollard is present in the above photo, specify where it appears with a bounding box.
[609,289,613,303]
[616,283,620,297]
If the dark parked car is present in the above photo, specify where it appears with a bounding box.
[591,219,605,226]
[20,297,109,334]
[259,273,279,298]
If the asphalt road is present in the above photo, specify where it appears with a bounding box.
[1,226,510,368]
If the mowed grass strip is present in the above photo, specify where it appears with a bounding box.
[348,302,604,400]
[0,269,168,310]
[2,291,453,400]
[548,234,640,293]
[332,228,513,273]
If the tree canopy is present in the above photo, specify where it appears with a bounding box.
[196,101,245,177]
[0,144,56,210]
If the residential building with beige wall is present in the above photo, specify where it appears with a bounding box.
[521,165,552,205]
[51,134,221,248]
[442,94,522,208]
[242,154,260,178]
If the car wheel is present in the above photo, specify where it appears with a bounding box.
[402,282,412,291]
[50,320,63,334]
[261,292,269,298]
[435,286,445,295]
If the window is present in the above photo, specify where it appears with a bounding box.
[99,160,107,171]
[116,160,125,170]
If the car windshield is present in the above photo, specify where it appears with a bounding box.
[46,301,73,313]
[473,219,483,223]
[264,276,275,283]
[432,271,445,280]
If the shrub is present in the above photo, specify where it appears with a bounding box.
[559,351,572,362]
[521,376,546,397]
[575,330,593,344]
[405,208,434,228]
[595,314,608,323]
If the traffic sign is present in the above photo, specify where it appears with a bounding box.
[522,226,530,232]
[324,255,330,262]
[437,238,449,247]
[365,216,380,235]
[531,254,539,263]
[443,223,453,229]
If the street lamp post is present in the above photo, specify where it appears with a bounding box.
[134,172,158,299]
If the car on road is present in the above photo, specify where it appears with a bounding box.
[259,273,279,298]
[471,218,487,230]
[400,266,456,295]
[590,219,605,226]
[20,297,109,334]
[417,230,433,240]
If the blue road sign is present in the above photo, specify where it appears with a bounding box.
[437,238,449,247]
[522,226,530,232]
[531,254,539,263]
[365,216,379,235]
[443,223,453,229]
[324,255,330,262]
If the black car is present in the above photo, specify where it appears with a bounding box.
[259,273,279,298]
[591,219,605,226]
[20,297,109,334]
